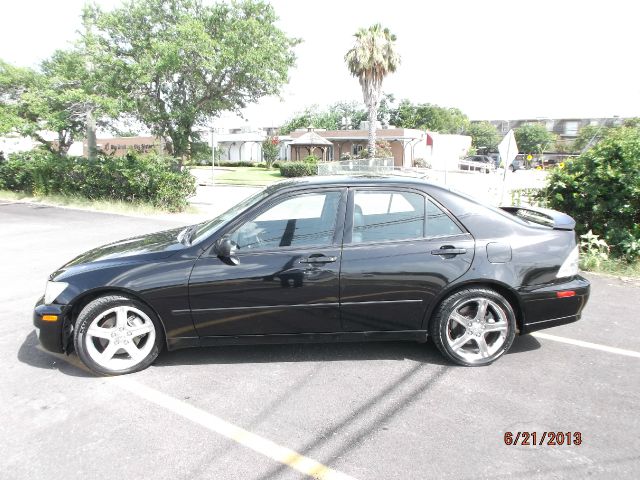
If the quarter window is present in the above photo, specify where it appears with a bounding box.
[426,200,463,237]
[352,191,425,243]
[231,191,341,251]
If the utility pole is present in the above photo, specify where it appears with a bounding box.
[210,128,216,186]
[83,9,97,161]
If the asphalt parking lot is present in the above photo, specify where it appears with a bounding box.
[1,202,639,480]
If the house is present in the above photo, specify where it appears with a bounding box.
[215,126,290,162]
[287,127,471,169]
[480,117,628,144]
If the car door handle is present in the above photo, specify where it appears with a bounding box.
[431,247,467,256]
[299,255,338,264]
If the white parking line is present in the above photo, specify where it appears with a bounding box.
[38,348,356,480]
[532,332,640,358]
[111,376,357,480]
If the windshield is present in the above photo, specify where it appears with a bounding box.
[189,188,272,245]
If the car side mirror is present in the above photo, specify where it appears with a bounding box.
[216,237,239,265]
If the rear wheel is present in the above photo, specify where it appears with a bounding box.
[74,295,164,375]
[429,288,516,366]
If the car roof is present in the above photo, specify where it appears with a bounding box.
[268,174,444,191]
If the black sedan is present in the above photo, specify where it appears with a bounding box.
[34,176,590,375]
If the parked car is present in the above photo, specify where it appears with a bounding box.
[509,158,527,172]
[35,176,590,375]
[459,155,495,173]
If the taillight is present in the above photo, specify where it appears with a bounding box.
[556,245,579,278]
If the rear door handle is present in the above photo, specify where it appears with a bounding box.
[431,247,467,256]
[300,255,337,264]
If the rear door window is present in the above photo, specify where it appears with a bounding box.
[352,190,425,243]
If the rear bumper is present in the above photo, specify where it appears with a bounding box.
[33,297,71,353]
[519,275,590,334]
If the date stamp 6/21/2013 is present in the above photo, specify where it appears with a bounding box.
[504,431,582,446]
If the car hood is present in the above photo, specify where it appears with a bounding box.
[51,227,188,279]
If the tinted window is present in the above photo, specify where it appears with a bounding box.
[426,200,463,237]
[352,191,424,243]
[231,191,341,251]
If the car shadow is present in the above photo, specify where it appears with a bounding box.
[153,340,453,367]
[18,329,542,375]
[508,333,542,354]
[17,331,94,377]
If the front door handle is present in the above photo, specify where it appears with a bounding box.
[299,255,337,264]
[431,247,467,256]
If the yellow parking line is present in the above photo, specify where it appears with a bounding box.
[38,348,356,480]
[532,332,640,358]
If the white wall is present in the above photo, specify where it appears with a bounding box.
[0,136,38,155]
[424,132,472,170]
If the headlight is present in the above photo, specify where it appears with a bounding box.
[556,245,579,278]
[44,281,69,304]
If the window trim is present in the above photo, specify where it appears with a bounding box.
[221,188,347,255]
[343,186,469,247]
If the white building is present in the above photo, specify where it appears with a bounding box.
[215,126,291,162]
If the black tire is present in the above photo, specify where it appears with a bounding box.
[74,295,164,375]
[429,288,516,366]
[509,165,515,172]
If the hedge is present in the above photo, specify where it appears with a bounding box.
[279,162,317,178]
[543,126,640,260]
[0,150,196,212]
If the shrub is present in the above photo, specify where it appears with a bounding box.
[542,126,640,260]
[579,230,610,271]
[303,155,318,164]
[279,162,317,178]
[413,158,430,168]
[256,162,279,169]
[216,160,256,167]
[0,150,196,212]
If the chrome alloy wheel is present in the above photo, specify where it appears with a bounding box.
[445,297,509,362]
[84,306,156,370]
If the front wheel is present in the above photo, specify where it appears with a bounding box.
[429,288,516,366]
[74,295,164,375]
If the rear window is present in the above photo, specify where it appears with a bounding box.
[507,208,554,228]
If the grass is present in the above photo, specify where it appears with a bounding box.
[0,189,197,216]
[580,256,640,278]
[196,166,283,185]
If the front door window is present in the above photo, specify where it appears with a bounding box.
[231,191,342,251]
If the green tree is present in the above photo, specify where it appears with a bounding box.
[279,105,340,134]
[345,24,400,157]
[261,136,280,168]
[514,123,556,154]
[464,121,500,150]
[573,124,606,152]
[279,101,367,134]
[544,126,640,260]
[88,0,298,163]
[572,119,640,153]
[329,101,367,130]
[0,51,119,155]
[389,100,469,133]
[377,92,395,127]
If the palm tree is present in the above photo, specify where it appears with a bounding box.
[345,24,400,158]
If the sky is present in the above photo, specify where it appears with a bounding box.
[1,0,638,129]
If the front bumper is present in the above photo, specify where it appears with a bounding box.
[33,297,71,353]
[519,275,590,334]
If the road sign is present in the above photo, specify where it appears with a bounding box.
[498,130,519,204]
[498,130,519,166]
